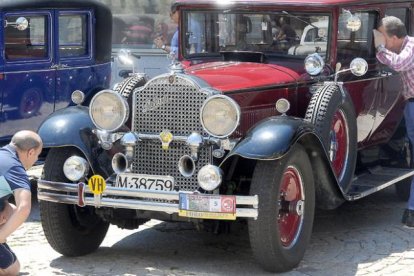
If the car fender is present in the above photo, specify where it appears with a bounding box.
[38,105,99,167]
[222,116,346,209]
[226,116,316,160]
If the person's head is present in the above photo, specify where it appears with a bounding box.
[170,2,179,24]
[10,130,43,170]
[379,16,407,52]
[279,17,288,26]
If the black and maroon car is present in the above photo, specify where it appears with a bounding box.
[37,0,414,272]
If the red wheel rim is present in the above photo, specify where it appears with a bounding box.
[278,166,304,248]
[330,110,348,180]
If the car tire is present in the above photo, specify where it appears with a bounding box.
[114,76,146,128]
[248,144,315,272]
[39,147,109,256]
[305,84,357,191]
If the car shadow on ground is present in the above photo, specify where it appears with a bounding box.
[47,186,413,276]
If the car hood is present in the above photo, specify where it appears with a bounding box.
[185,61,300,92]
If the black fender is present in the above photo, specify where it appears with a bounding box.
[38,105,94,154]
[226,116,316,160]
[37,106,114,177]
[222,116,346,209]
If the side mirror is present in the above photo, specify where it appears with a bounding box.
[350,58,368,76]
[5,17,29,31]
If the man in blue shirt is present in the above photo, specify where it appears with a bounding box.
[154,4,179,57]
[0,130,42,275]
[154,3,202,58]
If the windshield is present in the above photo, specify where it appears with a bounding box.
[183,11,330,59]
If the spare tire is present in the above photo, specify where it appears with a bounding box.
[114,75,147,128]
[305,84,357,191]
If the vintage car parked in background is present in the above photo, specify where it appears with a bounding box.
[37,0,414,272]
[0,0,112,143]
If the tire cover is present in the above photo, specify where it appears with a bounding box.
[114,76,146,128]
[305,84,357,191]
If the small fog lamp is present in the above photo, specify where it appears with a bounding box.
[63,156,89,182]
[275,98,290,114]
[197,165,223,191]
[71,90,85,105]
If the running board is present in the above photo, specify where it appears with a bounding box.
[346,167,414,201]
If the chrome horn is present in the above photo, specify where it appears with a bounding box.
[112,152,130,174]
[178,155,196,178]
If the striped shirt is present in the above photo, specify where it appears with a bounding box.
[376,36,414,100]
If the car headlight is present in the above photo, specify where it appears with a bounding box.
[89,90,129,131]
[63,156,89,182]
[200,95,240,138]
[304,53,325,76]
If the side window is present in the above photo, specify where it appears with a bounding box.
[337,11,377,63]
[59,14,88,57]
[4,15,48,60]
[385,8,409,30]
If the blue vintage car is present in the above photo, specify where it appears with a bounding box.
[0,0,112,143]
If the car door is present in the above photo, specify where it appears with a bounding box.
[336,9,382,145]
[53,10,95,111]
[368,6,410,144]
[1,11,55,140]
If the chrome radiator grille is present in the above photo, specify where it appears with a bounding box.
[132,74,212,191]
[133,141,211,191]
[133,75,209,136]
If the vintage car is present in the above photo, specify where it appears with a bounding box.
[0,0,112,143]
[37,0,414,272]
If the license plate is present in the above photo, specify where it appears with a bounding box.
[116,173,174,191]
[178,193,236,220]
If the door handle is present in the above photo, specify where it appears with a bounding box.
[377,71,393,77]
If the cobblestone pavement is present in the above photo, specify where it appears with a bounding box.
[9,180,414,276]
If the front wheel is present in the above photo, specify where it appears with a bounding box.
[40,148,109,256]
[248,144,315,272]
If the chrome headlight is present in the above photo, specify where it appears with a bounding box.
[200,95,240,138]
[89,90,129,132]
[305,53,325,76]
[63,156,89,182]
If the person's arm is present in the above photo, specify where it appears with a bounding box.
[376,40,414,72]
[0,189,31,243]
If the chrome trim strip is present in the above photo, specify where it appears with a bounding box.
[137,133,220,145]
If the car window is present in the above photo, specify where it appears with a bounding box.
[4,15,48,61]
[385,8,409,30]
[59,14,89,57]
[337,11,377,63]
[183,11,330,58]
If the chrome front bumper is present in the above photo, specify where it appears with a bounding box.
[37,180,259,219]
